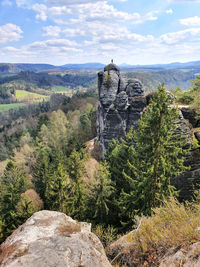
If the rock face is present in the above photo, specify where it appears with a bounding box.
[159,242,200,267]
[97,63,146,155]
[97,63,200,200]
[0,210,111,267]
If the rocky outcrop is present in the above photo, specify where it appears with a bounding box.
[0,210,111,267]
[108,231,200,267]
[97,63,146,155]
[159,242,200,267]
[97,63,200,200]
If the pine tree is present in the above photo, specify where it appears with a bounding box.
[0,161,30,241]
[65,149,86,220]
[119,85,188,221]
[45,162,69,212]
[105,128,135,194]
[88,162,115,224]
[32,141,51,206]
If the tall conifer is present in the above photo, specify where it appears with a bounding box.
[119,85,188,222]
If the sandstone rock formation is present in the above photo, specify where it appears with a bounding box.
[97,63,200,200]
[97,63,146,155]
[0,210,111,267]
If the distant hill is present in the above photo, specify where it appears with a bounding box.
[119,60,200,70]
[0,63,57,74]
[123,69,195,91]
[1,60,200,73]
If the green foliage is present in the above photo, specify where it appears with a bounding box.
[111,197,200,267]
[0,103,25,111]
[0,93,98,241]
[120,85,188,221]
[32,142,52,207]
[105,129,135,194]
[87,162,115,224]
[173,76,200,108]
[0,161,30,242]
[105,85,189,230]
[45,162,69,212]
[65,149,86,220]
[92,224,117,248]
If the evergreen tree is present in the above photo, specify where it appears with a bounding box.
[32,141,51,206]
[105,128,135,194]
[88,162,115,224]
[0,161,30,241]
[45,162,69,212]
[105,130,136,225]
[119,84,188,222]
[65,149,86,220]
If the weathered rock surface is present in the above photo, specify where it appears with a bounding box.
[0,210,111,267]
[97,63,146,155]
[160,242,200,267]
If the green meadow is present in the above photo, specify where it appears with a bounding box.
[0,103,25,111]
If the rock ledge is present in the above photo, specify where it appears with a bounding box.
[0,210,111,267]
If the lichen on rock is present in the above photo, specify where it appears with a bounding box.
[0,210,111,267]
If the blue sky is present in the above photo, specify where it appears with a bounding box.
[0,0,200,65]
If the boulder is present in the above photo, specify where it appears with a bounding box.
[160,242,200,267]
[0,210,111,267]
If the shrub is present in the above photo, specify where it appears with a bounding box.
[110,197,200,266]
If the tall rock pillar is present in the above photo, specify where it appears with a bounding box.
[97,63,146,156]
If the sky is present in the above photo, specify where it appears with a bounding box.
[0,0,200,65]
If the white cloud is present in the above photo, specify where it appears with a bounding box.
[160,28,200,44]
[67,2,158,24]
[166,9,173,14]
[29,39,78,50]
[168,0,200,2]
[0,24,23,44]
[49,6,71,15]
[32,4,48,21]
[94,31,154,44]
[45,0,127,5]
[16,0,34,7]
[1,37,83,64]
[30,1,158,25]
[43,26,61,37]
[1,0,12,6]
[180,16,200,26]
[31,3,72,21]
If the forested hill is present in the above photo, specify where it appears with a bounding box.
[0,63,56,73]
[123,69,195,91]
[0,71,97,88]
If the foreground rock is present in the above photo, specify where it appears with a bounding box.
[0,210,111,267]
[160,242,200,267]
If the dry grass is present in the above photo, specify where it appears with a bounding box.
[133,198,200,253]
[109,197,200,266]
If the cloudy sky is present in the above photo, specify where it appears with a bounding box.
[0,0,200,65]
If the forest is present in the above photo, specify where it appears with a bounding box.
[0,71,200,267]
[1,75,200,244]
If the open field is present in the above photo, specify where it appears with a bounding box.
[0,74,16,78]
[15,90,48,101]
[0,103,25,111]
